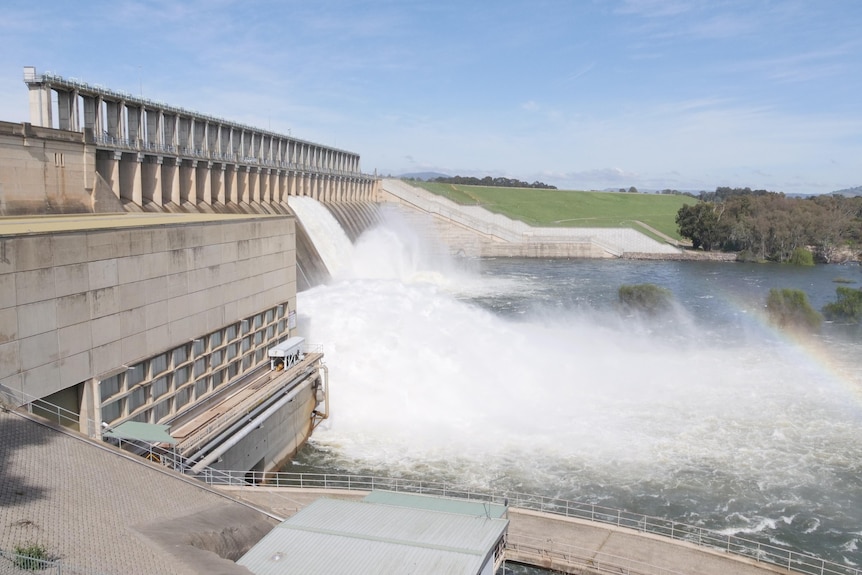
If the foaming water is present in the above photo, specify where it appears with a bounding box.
[292,202,862,565]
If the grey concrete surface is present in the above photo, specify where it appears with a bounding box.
[0,409,277,575]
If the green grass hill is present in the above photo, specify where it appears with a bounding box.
[411,181,693,242]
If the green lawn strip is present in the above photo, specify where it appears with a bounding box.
[407,181,691,241]
[412,181,479,205]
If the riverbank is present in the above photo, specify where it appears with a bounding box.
[624,250,739,261]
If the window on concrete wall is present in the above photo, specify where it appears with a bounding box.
[101,398,124,422]
[226,323,238,342]
[150,353,168,377]
[195,378,209,398]
[152,376,169,400]
[193,358,206,379]
[131,409,151,423]
[210,330,223,349]
[175,387,192,411]
[153,399,171,422]
[210,349,224,368]
[173,345,189,366]
[211,369,225,389]
[127,364,145,388]
[127,387,148,413]
[193,338,206,356]
[100,375,121,402]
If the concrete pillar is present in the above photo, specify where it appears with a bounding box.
[199,161,212,204]
[276,170,286,203]
[250,167,261,204]
[56,90,77,131]
[214,164,226,204]
[143,156,163,206]
[226,165,237,204]
[238,166,249,204]
[108,151,122,198]
[27,84,53,127]
[260,168,271,204]
[287,171,296,196]
[167,157,181,205]
[121,152,143,206]
[183,160,198,205]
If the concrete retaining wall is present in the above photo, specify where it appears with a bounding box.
[0,121,100,215]
[212,378,317,473]
[0,215,297,406]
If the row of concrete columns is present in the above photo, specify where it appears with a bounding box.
[24,67,370,183]
[96,151,377,207]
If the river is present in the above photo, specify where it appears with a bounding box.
[288,198,862,567]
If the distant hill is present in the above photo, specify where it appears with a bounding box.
[833,185,862,197]
[399,171,450,181]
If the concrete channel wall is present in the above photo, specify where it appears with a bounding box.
[379,178,683,258]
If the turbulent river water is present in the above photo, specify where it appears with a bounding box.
[287,198,862,567]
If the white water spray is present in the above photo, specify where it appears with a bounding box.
[293,198,862,563]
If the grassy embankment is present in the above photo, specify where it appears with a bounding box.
[411,181,694,243]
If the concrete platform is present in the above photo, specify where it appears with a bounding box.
[218,486,795,575]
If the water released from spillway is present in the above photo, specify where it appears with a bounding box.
[292,201,862,566]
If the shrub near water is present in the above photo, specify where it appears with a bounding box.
[788,247,815,266]
[618,283,674,315]
[822,286,862,323]
[766,288,822,331]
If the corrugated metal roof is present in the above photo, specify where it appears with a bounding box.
[363,490,508,519]
[238,496,508,575]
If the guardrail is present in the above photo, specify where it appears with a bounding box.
[0,547,106,575]
[505,534,688,575]
[203,471,859,575]
[2,388,855,575]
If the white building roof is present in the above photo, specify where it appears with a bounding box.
[237,494,508,575]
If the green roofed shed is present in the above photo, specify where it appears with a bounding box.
[102,421,176,445]
[363,490,508,519]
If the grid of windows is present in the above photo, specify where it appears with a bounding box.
[98,301,294,427]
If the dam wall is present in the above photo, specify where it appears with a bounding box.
[0,214,301,433]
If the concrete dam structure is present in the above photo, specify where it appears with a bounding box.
[0,68,383,477]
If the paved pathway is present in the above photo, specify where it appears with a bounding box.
[0,409,274,575]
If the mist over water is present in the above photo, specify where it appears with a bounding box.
[293,203,862,566]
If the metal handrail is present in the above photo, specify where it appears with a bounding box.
[0,548,107,575]
[506,534,688,575]
[2,388,855,575]
[201,471,859,575]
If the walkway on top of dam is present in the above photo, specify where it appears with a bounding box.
[219,484,840,575]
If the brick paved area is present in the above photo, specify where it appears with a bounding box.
[0,410,275,575]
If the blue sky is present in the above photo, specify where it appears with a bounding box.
[1,0,860,194]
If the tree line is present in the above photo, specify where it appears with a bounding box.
[675,188,862,263]
[420,175,557,189]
